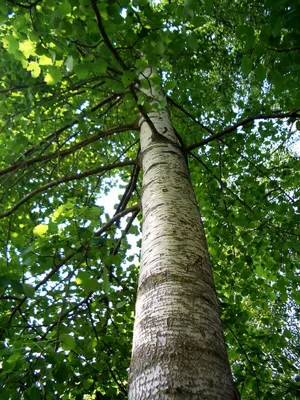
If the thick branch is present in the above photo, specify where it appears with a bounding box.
[0,160,136,218]
[187,109,300,151]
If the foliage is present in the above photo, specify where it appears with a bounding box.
[0,0,299,399]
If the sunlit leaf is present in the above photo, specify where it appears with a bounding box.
[27,61,41,78]
[44,67,62,85]
[33,224,48,237]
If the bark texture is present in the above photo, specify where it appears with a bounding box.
[128,72,236,399]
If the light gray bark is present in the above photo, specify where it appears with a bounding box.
[128,71,237,399]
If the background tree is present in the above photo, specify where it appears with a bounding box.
[0,0,299,399]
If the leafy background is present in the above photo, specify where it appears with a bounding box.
[0,0,299,399]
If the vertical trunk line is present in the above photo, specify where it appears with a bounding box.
[129,72,236,399]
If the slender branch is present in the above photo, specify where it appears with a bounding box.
[186,109,300,151]
[7,0,42,9]
[85,139,140,206]
[129,86,163,139]
[106,362,128,395]
[16,93,124,161]
[167,96,215,135]
[219,138,295,204]
[0,160,136,219]
[111,209,139,257]
[8,251,76,322]
[227,326,261,398]
[89,0,161,139]
[55,269,76,350]
[190,152,254,213]
[0,121,138,177]
[269,47,300,53]
[9,205,139,323]
[41,292,93,340]
[115,149,140,215]
[0,85,33,94]
[90,0,127,70]
[94,204,140,237]
[0,295,21,301]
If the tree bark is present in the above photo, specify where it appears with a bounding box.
[128,72,237,399]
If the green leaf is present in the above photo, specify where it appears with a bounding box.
[58,0,72,15]
[0,276,10,287]
[187,34,198,50]
[44,67,62,85]
[33,224,48,237]
[2,35,19,55]
[27,61,41,78]
[241,55,252,75]
[155,41,165,55]
[94,60,107,74]
[165,80,177,91]
[24,386,40,400]
[22,283,35,298]
[205,0,213,11]
[0,3,8,15]
[116,301,126,309]
[75,271,88,285]
[121,71,135,86]
[255,64,266,82]
[184,0,196,16]
[291,290,300,304]
[53,363,70,383]
[10,279,24,295]
[7,352,22,363]
[255,264,265,279]
[38,55,53,65]
[61,334,76,351]
[75,63,89,79]
[66,55,73,72]
[19,40,36,58]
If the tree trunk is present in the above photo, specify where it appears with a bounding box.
[128,72,237,399]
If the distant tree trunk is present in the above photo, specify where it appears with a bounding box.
[128,72,237,399]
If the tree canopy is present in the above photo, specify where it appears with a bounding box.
[0,0,299,399]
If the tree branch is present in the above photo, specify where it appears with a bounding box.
[15,93,124,161]
[94,204,140,237]
[190,152,254,213]
[219,138,295,204]
[167,96,215,135]
[90,0,127,70]
[115,149,140,215]
[186,109,300,151]
[9,205,139,323]
[269,47,300,53]
[7,0,42,9]
[0,121,139,177]
[0,160,136,219]
[90,0,162,139]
